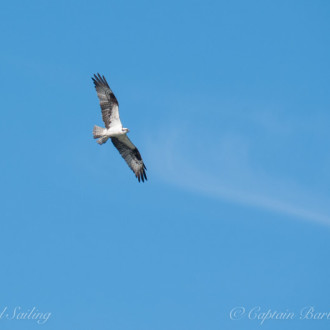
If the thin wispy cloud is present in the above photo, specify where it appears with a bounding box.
[146,112,330,226]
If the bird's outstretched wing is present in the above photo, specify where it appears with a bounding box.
[92,73,121,129]
[111,135,147,182]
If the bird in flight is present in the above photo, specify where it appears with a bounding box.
[92,73,147,182]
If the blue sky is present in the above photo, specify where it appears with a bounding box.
[1,0,330,329]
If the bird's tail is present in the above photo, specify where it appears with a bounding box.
[96,136,109,145]
[93,125,105,138]
[93,125,109,145]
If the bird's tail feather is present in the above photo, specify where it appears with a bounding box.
[97,136,109,145]
[93,125,108,145]
[93,125,105,139]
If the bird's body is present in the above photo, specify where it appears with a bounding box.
[94,125,128,139]
[92,73,147,182]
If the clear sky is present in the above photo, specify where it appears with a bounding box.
[1,1,330,329]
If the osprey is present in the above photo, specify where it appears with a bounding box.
[92,73,147,182]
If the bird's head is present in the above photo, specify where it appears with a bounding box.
[122,128,130,133]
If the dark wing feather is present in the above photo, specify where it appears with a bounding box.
[92,73,121,129]
[111,135,147,182]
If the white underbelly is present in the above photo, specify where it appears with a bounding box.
[105,127,123,137]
